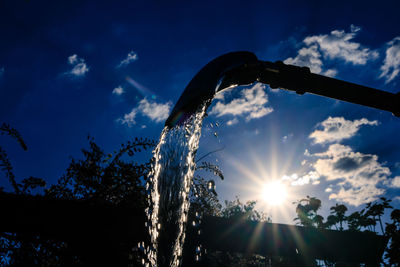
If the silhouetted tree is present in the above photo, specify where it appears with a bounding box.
[385,209,400,266]
[0,123,35,194]
[200,197,271,267]
[45,135,155,207]
[1,132,156,266]
[293,196,399,266]
[347,211,363,231]
[329,204,348,231]
[189,161,224,218]
[365,197,393,234]
[293,196,322,228]
[220,197,271,222]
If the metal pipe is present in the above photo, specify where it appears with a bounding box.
[165,52,400,128]
[256,60,400,117]
[165,51,258,128]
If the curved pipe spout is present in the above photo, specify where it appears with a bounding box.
[165,52,259,128]
[166,51,400,128]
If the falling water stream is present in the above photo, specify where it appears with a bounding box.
[145,103,208,267]
[142,51,259,267]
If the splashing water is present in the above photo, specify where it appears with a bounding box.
[145,103,208,267]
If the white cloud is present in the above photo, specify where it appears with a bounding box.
[284,45,326,74]
[117,51,138,68]
[118,108,137,127]
[209,83,273,122]
[118,98,172,127]
[309,117,378,144]
[310,144,389,206]
[282,133,293,143]
[282,171,320,186]
[323,69,338,77]
[112,86,124,95]
[380,37,400,83]
[226,118,238,126]
[328,185,384,206]
[70,63,89,76]
[68,54,78,65]
[301,116,397,206]
[67,54,89,77]
[284,25,378,77]
[137,98,171,123]
[389,176,400,188]
[304,25,378,65]
[282,173,298,181]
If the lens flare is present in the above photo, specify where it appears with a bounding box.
[125,76,156,99]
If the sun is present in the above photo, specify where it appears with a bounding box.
[262,181,288,206]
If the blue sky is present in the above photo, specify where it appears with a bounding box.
[1,0,400,224]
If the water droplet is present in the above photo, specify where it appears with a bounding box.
[207,180,215,191]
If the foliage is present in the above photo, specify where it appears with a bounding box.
[293,195,399,266]
[293,196,323,228]
[190,174,222,218]
[0,123,49,196]
[221,197,271,222]
[0,124,227,266]
[189,159,225,217]
[0,123,27,151]
[385,209,400,266]
[0,123,27,194]
[204,251,269,267]
[201,197,271,267]
[45,136,155,206]
[365,197,393,234]
[327,204,348,230]
[0,131,157,266]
